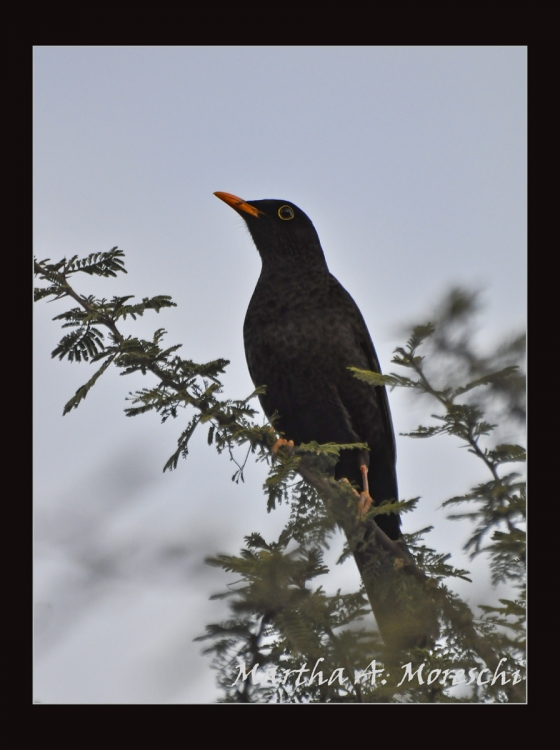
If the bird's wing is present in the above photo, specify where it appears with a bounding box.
[327,275,397,464]
[360,338,397,464]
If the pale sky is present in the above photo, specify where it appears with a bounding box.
[34,46,526,703]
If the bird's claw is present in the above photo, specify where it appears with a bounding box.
[357,491,373,516]
[271,437,294,455]
[341,478,373,516]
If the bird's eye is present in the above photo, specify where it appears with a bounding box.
[278,205,295,220]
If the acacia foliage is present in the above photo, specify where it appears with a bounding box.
[35,251,526,703]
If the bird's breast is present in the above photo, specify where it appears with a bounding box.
[243,278,365,391]
[245,292,336,363]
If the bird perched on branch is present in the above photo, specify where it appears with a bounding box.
[214,192,400,540]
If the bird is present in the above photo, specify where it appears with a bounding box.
[214,192,400,541]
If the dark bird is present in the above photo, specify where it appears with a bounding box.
[215,192,400,540]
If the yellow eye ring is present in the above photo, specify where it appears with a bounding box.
[278,205,295,220]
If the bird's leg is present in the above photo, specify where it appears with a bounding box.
[357,464,373,515]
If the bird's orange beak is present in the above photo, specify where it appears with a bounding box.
[214,192,263,218]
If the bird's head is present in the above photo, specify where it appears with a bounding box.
[214,192,327,270]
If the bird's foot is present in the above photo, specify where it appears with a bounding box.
[357,491,373,516]
[271,437,294,455]
[341,478,373,516]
